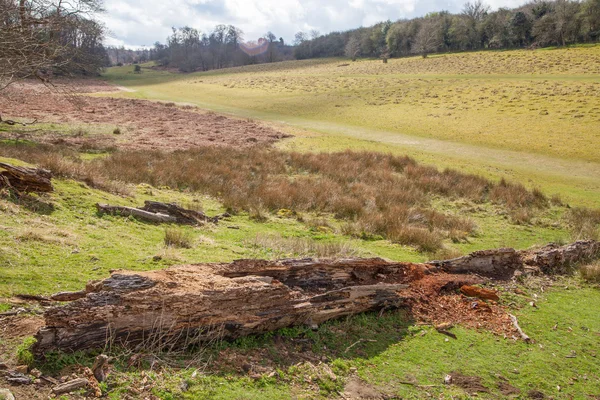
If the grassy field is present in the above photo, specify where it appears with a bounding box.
[1,45,600,399]
[103,45,600,208]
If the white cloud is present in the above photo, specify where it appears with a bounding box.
[99,0,526,48]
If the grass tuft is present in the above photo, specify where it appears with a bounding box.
[164,227,193,249]
[580,262,600,283]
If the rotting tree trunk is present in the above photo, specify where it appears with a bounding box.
[0,162,53,193]
[33,241,600,355]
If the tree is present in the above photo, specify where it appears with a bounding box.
[294,31,308,45]
[412,19,442,57]
[0,0,106,90]
[344,35,361,60]
[582,0,600,41]
[511,11,532,46]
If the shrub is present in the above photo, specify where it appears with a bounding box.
[0,143,556,253]
[164,227,193,248]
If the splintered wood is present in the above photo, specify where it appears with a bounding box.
[0,162,53,193]
[34,240,599,355]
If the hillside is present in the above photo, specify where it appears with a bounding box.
[0,45,599,399]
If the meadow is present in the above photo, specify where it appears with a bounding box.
[104,45,600,208]
[1,45,600,399]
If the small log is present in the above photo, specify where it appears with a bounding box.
[0,162,53,193]
[142,201,218,224]
[96,203,177,223]
[96,201,218,225]
[51,378,89,395]
[50,290,87,302]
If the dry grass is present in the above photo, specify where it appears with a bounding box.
[580,262,600,283]
[566,207,600,241]
[164,227,193,249]
[247,233,357,259]
[1,143,554,251]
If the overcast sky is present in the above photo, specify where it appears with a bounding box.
[100,0,525,48]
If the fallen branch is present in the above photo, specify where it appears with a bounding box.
[96,201,219,225]
[509,314,531,343]
[96,203,177,223]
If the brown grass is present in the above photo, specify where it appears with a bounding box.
[164,227,193,249]
[580,262,600,283]
[566,207,600,241]
[246,233,357,258]
[0,143,554,252]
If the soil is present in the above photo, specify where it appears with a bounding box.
[448,371,489,394]
[406,274,514,336]
[0,81,291,151]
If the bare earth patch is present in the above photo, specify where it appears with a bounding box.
[0,81,291,151]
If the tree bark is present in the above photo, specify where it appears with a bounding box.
[0,162,53,193]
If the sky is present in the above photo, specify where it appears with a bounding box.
[100,0,525,48]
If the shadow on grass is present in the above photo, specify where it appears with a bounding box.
[36,308,415,377]
[3,191,55,215]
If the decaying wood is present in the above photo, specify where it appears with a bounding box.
[0,162,53,193]
[96,201,219,225]
[51,378,89,395]
[33,241,599,355]
[50,290,87,302]
[509,314,531,343]
[96,203,177,223]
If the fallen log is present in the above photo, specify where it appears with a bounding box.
[96,203,177,223]
[142,201,220,224]
[33,241,600,355]
[0,162,53,193]
[96,201,219,225]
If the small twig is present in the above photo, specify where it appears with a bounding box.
[344,338,377,353]
[509,314,531,343]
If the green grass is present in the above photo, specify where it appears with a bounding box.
[101,45,600,208]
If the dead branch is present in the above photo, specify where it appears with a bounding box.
[509,314,531,343]
[96,201,220,225]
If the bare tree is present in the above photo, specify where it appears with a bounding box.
[294,31,307,45]
[412,19,442,58]
[344,35,361,61]
[0,0,105,91]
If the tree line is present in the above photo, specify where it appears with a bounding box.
[293,0,600,59]
[134,26,294,72]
